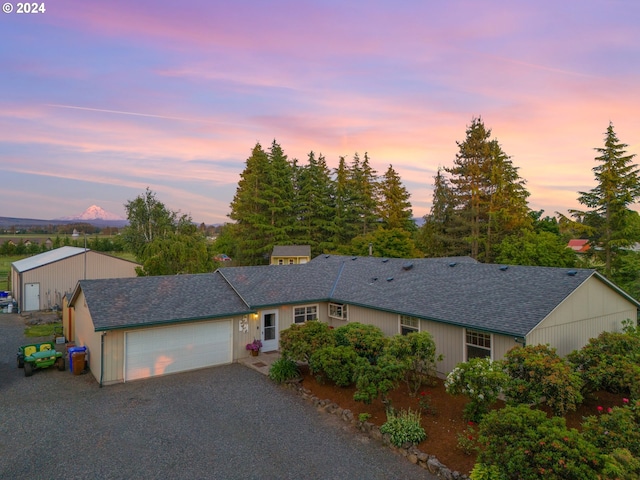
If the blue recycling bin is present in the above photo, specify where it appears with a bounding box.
[68,346,87,374]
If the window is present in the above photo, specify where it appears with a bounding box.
[278,259,284,265]
[400,315,420,335]
[293,305,318,324]
[289,259,294,265]
[328,303,348,320]
[466,330,491,360]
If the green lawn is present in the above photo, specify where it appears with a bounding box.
[24,322,62,338]
[0,255,26,292]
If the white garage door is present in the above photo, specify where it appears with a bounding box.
[125,321,232,381]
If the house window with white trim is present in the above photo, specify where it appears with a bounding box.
[328,303,348,320]
[466,330,492,360]
[400,315,420,335]
[294,305,318,324]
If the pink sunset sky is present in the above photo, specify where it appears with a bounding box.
[1,0,639,225]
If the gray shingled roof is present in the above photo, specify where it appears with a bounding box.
[218,261,343,307]
[317,256,597,337]
[75,254,639,337]
[78,272,252,331]
[271,245,311,257]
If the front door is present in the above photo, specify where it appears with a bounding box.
[260,310,278,352]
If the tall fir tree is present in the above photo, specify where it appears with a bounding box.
[378,164,415,232]
[265,140,296,245]
[331,156,357,248]
[348,153,380,236]
[573,122,640,278]
[228,142,275,265]
[295,151,336,255]
[443,117,531,262]
[419,168,467,257]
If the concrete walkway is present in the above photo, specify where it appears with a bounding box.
[237,349,281,376]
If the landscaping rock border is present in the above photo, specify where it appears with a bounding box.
[284,379,471,480]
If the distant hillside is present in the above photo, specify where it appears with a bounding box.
[0,216,128,229]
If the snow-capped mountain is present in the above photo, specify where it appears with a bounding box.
[58,205,125,221]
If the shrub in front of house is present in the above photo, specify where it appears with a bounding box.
[581,399,640,458]
[385,331,443,396]
[353,354,405,409]
[475,405,604,480]
[444,357,508,422]
[502,344,583,416]
[309,345,360,387]
[334,322,387,363]
[567,330,640,398]
[279,321,335,363]
[268,358,300,384]
[380,408,426,447]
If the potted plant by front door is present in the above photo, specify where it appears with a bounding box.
[246,339,262,356]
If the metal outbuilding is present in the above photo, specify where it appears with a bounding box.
[11,246,139,312]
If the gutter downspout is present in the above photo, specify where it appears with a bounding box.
[99,332,105,388]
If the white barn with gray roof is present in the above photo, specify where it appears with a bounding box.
[67,255,639,385]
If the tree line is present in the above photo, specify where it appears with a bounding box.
[212,118,639,297]
[11,117,632,297]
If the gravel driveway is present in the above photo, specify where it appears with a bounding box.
[0,314,435,480]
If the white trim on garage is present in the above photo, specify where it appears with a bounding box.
[124,320,232,381]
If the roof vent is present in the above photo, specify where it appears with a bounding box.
[499,265,509,271]
[324,255,330,259]
[382,258,389,263]
[567,270,578,276]
[371,277,378,282]
[351,256,358,261]
[386,277,394,282]
[402,262,414,271]
[449,262,458,268]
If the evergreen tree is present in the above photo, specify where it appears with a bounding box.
[265,140,296,245]
[295,151,335,255]
[228,140,297,265]
[573,123,640,278]
[378,164,415,232]
[348,153,380,236]
[419,168,467,257]
[330,156,357,248]
[443,117,531,262]
[228,142,273,265]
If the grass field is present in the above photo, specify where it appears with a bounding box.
[0,255,26,292]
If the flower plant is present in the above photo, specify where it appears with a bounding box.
[246,339,262,352]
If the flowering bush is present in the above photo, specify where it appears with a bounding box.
[456,421,477,455]
[444,357,508,422]
[245,339,262,352]
[567,330,640,397]
[503,344,583,416]
[418,390,437,415]
[476,405,604,479]
[582,398,640,458]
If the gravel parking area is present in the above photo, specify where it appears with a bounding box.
[0,314,435,480]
